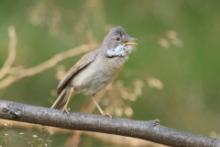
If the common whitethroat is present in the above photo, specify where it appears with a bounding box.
[51,26,137,114]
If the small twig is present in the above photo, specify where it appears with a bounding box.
[0,26,17,80]
[84,132,167,147]
[0,100,219,147]
[0,45,91,90]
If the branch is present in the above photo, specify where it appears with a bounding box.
[0,101,219,147]
[0,45,91,90]
[0,26,17,80]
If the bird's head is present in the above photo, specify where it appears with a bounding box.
[101,26,137,57]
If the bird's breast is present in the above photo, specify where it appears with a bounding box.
[72,55,127,95]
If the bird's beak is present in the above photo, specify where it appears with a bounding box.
[124,37,138,45]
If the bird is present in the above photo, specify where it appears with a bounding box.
[51,26,137,114]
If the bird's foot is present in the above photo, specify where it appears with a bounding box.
[102,112,112,118]
[62,107,70,113]
[151,119,160,127]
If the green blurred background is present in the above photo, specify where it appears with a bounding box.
[0,0,220,146]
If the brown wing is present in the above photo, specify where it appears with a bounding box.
[57,50,98,95]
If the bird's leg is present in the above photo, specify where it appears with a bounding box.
[62,105,69,113]
[62,88,74,113]
[51,90,66,109]
[91,97,105,115]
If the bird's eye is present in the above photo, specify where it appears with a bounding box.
[116,37,121,41]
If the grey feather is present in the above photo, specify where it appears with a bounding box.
[57,50,98,95]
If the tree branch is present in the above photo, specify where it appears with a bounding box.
[0,26,17,80]
[0,44,91,90]
[0,100,219,147]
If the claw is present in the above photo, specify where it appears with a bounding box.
[62,107,70,113]
[103,113,112,118]
[152,119,160,126]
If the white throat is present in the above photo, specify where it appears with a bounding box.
[106,44,127,57]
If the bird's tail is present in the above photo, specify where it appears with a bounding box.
[51,87,74,110]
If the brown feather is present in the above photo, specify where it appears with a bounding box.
[57,50,98,95]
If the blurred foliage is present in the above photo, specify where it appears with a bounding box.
[0,0,220,146]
